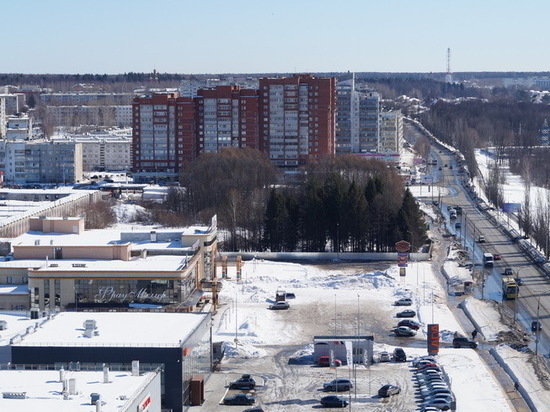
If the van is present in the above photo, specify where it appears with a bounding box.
[483,253,494,267]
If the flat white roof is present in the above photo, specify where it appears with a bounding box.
[0,313,41,346]
[0,369,157,412]
[14,311,209,348]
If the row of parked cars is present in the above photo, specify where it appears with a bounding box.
[412,356,454,411]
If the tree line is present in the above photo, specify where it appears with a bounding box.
[162,148,427,253]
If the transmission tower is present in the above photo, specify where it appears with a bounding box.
[445,48,453,83]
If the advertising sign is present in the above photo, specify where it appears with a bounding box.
[427,324,440,355]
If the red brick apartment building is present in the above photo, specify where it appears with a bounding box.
[132,75,336,182]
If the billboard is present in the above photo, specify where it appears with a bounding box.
[427,324,440,355]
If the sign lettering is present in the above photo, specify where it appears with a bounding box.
[94,286,168,303]
[427,324,440,355]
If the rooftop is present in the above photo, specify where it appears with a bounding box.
[0,368,157,412]
[14,312,209,348]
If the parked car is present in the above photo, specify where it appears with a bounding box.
[393,326,416,337]
[452,336,477,348]
[393,298,413,306]
[398,319,421,330]
[378,384,400,398]
[412,356,437,367]
[396,309,416,318]
[318,356,342,367]
[269,301,290,310]
[243,408,265,412]
[454,222,461,229]
[223,393,256,405]
[421,398,452,410]
[323,379,353,392]
[393,347,407,362]
[285,292,296,299]
[320,395,348,407]
[229,374,256,390]
[378,351,391,362]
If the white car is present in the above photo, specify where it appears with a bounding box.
[269,301,290,310]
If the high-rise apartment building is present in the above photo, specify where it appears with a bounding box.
[335,78,360,155]
[380,110,403,153]
[196,86,259,153]
[132,93,195,183]
[357,91,381,153]
[259,74,337,167]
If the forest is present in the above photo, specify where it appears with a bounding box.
[161,148,428,253]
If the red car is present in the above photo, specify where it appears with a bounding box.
[318,356,342,367]
[493,254,502,261]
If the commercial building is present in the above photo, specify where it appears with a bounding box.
[11,311,211,412]
[0,367,161,412]
[2,216,218,313]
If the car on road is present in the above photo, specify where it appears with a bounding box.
[318,356,342,367]
[493,253,501,261]
[477,235,486,243]
[393,298,413,306]
[532,320,542,332]
[454,222,461,229]
[393,347,407,362]
[515,277,523,286]
[378,351,391,362]
[229,374,256,390]
[398,319,421,330]
[396,309,416,318]
[320,395,348,407]
[378,384,400,397]
[323,379,353,392]
[452,336,477,348]
[269,301,289,310]
[393,326,416,337]
[223,393,256,405]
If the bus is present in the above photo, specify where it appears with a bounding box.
[483,253,494,267]
[502,276,519,300]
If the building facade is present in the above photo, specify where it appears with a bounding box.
[380,110,403,153]
[259,74,337,168]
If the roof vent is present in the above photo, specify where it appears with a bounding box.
[3,392,26,399]
[49,263,59,267]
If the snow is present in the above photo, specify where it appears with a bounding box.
[213,257,519,411]
[15,312,208,347]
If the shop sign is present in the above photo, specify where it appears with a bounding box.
[94,286,168,303]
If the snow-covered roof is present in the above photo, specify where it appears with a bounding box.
[14,312,209,348]
[0,369,157,412]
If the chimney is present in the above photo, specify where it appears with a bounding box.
[68,378,76,395]
[59,367,65,382]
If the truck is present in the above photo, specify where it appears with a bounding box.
[483,253,494,267]
[502,276,518,300]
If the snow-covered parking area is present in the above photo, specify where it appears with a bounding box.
[202,258,517,411]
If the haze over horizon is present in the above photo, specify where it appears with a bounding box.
[2,0,550,75]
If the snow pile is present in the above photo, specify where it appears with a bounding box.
[493,344,550,410]
[462,297,510,341]
[112,202,148,223]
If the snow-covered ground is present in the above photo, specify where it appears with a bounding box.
[212,256,520,411]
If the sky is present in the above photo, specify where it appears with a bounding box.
[2,0,550,75]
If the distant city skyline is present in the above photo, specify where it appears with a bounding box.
[2,0,550,75]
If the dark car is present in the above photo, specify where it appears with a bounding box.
[223,393,255,405]
[243,408,265,412]
[452,336,477,348]
[323,378,353,392]
[394,298,412,306]
[229,374,256,390]
[378,384,401,398]
[532,320,542,332]
[393,347,407,362]
[398,319,421,330]
[396,309,416,318]
[320,395,348,408]
[514,277,523,286]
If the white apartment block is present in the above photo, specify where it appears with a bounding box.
[6,115,33,140]
[0,94,26,115]
[380,110,403,153]
[0,139,82,185]
[52,129,132,172]
[45,105,132,127]
[0,97,6,139]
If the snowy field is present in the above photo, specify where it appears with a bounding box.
[212,257,515,411]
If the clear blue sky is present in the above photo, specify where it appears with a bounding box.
[2,0,549,74]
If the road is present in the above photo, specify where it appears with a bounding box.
[407,118,550,365]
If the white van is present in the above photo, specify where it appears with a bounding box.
[483,253,494,267]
